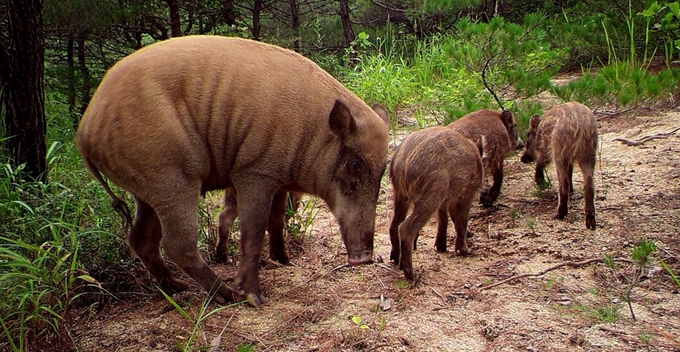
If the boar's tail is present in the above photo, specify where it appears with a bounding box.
[83,159,133,234]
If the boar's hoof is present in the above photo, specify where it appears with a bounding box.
[160,278,190,294]
[456,246,472,256]
[400,264,414,281]
[586,215,596,230]
[390,250,400,265]
[478,189,489,205]
[214,251,229,264]
[554,212,567,220]
[246,293,268,308]
[270,252,291,265]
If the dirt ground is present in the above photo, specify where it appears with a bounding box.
[75,107,680,352]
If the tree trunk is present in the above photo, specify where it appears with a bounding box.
[167,0,181,37]
[339,0,355,49]
[67,37,77,127]
[223,0,235,26]
[288,0,300,51]
[3,0,47,182]
[77,37,91,116]
[252,0,263,41]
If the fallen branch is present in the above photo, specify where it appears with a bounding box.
[478,257,632,291]
[614,127,680,146]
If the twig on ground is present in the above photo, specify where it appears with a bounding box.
[478,257,633,291]
[614,127,680,146]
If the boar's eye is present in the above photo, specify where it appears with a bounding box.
[348,159,363,177]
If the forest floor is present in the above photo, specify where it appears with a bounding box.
[74,106,680,352]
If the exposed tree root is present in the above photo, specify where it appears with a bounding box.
[614,127,680,146]
[478,257,633,291]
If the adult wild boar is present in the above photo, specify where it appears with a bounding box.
[389,127,483,280]
[215,188,301,264]
[448,109,522,207]
[76,35,390,307]
[520,102,597,230]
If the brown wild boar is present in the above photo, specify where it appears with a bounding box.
[76,35,390,307]
[448,109,523,207]
[520,102,597,230]
[389,127,483,280]
[216,188,301,264]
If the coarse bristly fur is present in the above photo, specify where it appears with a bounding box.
[76,35,390,307]
[520,102,598,230]
[389,126,484,280]
[448,109,523,207]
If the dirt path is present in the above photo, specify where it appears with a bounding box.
[75,109,680,351]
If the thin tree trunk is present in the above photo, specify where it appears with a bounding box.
[167,0,181,37]
[339,0,355,49]
[67,37,77,127]
[77,37,91,116]
[223,0,235,26]
[252,0,263,40]
[288,0,300,51]
[4,0,46,182]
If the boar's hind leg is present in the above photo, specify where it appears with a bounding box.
[268,190,291,265]
[434,206,448,253]
[579,158,597,230]
[389,195,409,265]
[216,187,238,264]
[129,197,189,293]
[398,203,437,280]
[450,200,473,255]
[155,188,236,304]
[554,161,571,220]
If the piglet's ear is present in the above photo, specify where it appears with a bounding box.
[371,103,390,127]
[329,99,356,138]
[529,114,541,129]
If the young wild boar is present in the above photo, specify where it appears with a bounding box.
[389,127,483,280]
[215,188,301,264]
[520,102,597,230]
[448,109,523,207]
[76,36,390,307]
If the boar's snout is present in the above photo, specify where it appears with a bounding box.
[348,249,374,266]
[516,138,525,150]
[520,152,533,164]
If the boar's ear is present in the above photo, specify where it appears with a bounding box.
[500,110,514,128]
[371,103,390,126]
[329,99,356,137]
[529,114,541,129]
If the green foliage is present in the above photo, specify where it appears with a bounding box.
[576,304,620,323]
[632,239,657,266]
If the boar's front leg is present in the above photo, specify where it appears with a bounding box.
[232,180,277,307]
[481,160,503,207]
[579,157,597,230]
[534,156,550,188]
[268,190,291,265]
[389,195,409,265]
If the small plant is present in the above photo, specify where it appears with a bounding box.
[639,332,654,351]
[526,220,536,232]
[236,343,256,352]
[625,238,657,321]
[576,304,620,323]
[159,289,239,351]
[394,279,410,289]
[350,315,370,329]
[509,208,519,224]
